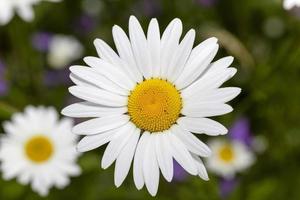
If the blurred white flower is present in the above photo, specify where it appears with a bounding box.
[47,35,83,69]
[206,139,255,178]
[0,0,62,25]
[283,0,300,10]
[82,0,103,16]
[0,106,81,196]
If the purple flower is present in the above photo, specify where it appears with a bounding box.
[219,177,237,198]
[0,60,8,96]
[74,14,96,35]
[31,32,53,52]
[142,0,162,17]
[43,69,71,87]
[173,160,188,182]
[195,0,217,7]
[229,118,253,147]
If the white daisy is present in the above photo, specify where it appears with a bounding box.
[206,139,255,178]
[47,35,83,69]
[283,0,300,10]
[0,106,81,196]
[62,16,241,196]
[0,0,61,25]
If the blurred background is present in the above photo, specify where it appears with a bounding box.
[0,0,300,199]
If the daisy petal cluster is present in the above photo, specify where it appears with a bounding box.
[283,0,300,10]
[0,106,81,196]
[0,0,62,25]
[62,16,241,196]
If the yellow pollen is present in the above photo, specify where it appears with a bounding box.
[128,78,182,132]
[25,135,53,163]
[218,144,234,163]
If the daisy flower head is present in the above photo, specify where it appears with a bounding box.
[0,106,81,196]
[206,139,255,178]
[283,0,300,10]
[0,0,62,25]
[62,16,241,196]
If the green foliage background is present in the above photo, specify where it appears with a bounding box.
[0,0,300,199]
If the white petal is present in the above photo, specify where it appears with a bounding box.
[114,128,140,187]
[0,5,13,25]
[171,124,211,157]
[188,37,218,63]
[62,102,127,118]
[70,65,129,95]
[175,43,219,89]
[93,38,121,65]
[168,131,198,175]
[69,85,127,107]
[147,18,160,77]
[94,38,139,83]
[133,132,150,190]
[72,115,129,135]
[177,117,228,135]
[182,87,241,103]
[16,5,34,22]
[155,132,173,182]
[51,172,69,189]
[181,67,237,98]
[69,73,91,87]
[208,56,234,72]
[17,170,31,185]
[32,176,49,196]
[191,154,209,181]
[54,162,81,176]
[1,161,26,180]
[129,16,152,79]
[101,123,135,169]
[84,56,135,90]
[112,25,143,82]
[283,0,297,10]
[168,29,195,82]
[182,103,233,117]
[160,18,182,78]
[143,134,160,196]
[77,128,120,152]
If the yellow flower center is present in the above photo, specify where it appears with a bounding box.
[218,144,234,163]
[128,78,182,132]
[25,135,53,163]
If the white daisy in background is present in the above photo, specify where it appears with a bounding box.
[62,16,241,196]
[0,106,81,196]
[206,139,255,178]
[0,0,62,25]
[283,0,300,10]
[47,35,83,69]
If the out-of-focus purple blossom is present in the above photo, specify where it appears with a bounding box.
[0,60,8,96]
[142,0,162,17]
[219,177,237,198]
[195,0,217,7]
[43,69,71,87]
[229,118,253,147]
[31,32,53,52]
[173,160,188,182]
[74,14,96,35]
